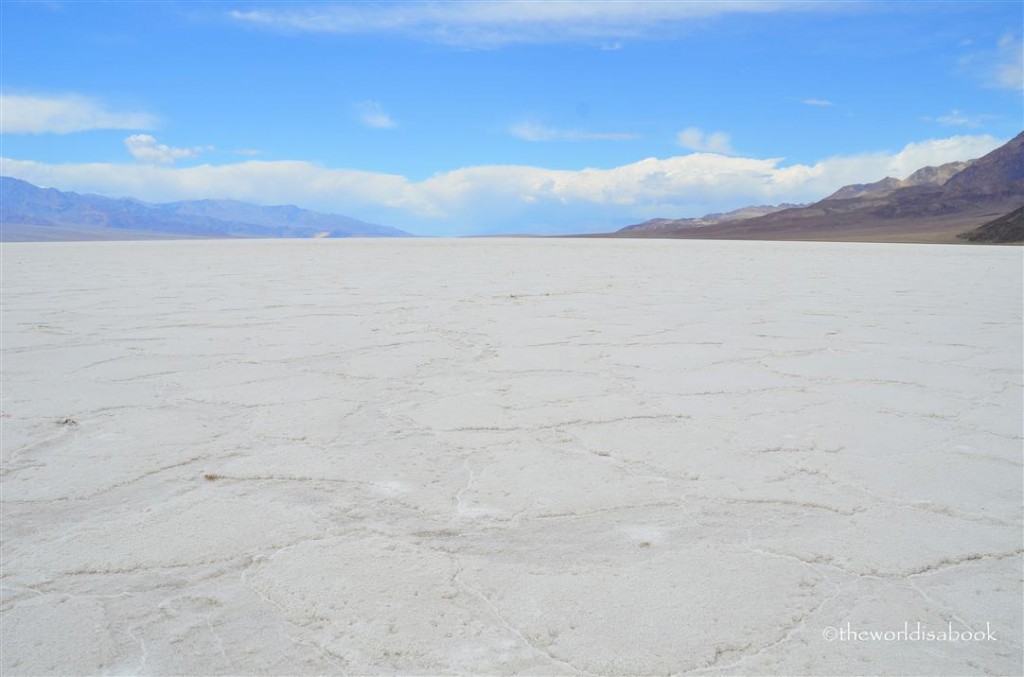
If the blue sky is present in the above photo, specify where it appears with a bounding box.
[2,1,1021,235]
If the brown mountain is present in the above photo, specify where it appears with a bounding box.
[611,133,1023,244]
[824,176,904,201]
[957,207,1024,243]
[821,160,972,201]
[902,160,974,188]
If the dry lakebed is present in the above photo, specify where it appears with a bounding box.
[1,238,1022,675]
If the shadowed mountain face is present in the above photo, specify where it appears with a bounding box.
[613,132,1024,244]
[958,207,1024,243]
[941,136,1024,195]
[0,177,411,241]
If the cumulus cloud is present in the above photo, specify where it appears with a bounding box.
[509,121,638,142]
[229,1,830,48]
[124,135,211,165]
[0,93,157,134]
[802,98,833,107]
[676,127,734,154]
[2,134,1003,235]
[355,101,396,129]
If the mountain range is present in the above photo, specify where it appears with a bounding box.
[4,133,1022,244]
[613,132,1024,244]
[619,203,804,234]
[0,177,411,241]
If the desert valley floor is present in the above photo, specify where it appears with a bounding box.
[1,238,1022,675]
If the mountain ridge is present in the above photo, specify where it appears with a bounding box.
[609,132,1024,244]
[0,177,411,241]
[620,203,804,233]
[820,160,973,202]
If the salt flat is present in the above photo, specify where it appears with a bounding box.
[1,238,1021,676]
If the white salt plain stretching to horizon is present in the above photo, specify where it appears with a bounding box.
[1,238,1021,675]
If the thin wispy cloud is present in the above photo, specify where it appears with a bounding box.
[992,33,1023,90]
[229,1,831,48]
[355,101,396,129]
[921,109,996,128]
[509,121,638,142]
[124,134,211,165]
[959,33,1023,92]
[676,127,734,155]
[802,98,833,107]
[0,93,157,134]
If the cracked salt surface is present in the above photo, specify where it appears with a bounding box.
[1,238,1021,675]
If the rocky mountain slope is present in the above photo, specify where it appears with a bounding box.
[824,177,904,201]
[0,177,410,241]
[822,160,972,201]
[957,206,1024,243]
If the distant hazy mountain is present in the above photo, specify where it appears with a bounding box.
[611,132,1024,244]
[0,177,411,241]
[619,203,803,233]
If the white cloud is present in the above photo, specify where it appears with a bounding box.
[355,101,396,129]
[802,98,833,107]
[676,127,734,154]
[925,109,978,128]
[960,34,1023,91]
[0,93,157,134]
[228,1,831,48]
[509,121,638,142]
[1,134,1003,235]
[992,33,1023,90]
[124,135,211,165]
[922,109,1001,128]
